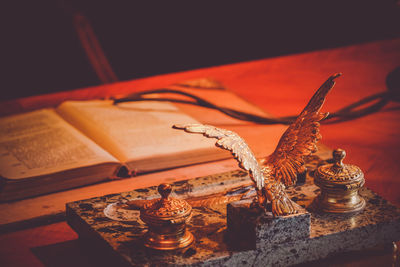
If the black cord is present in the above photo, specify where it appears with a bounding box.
[113,89,291,124]
[112,68,400,125]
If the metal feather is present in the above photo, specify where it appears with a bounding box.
[173,124,264,190]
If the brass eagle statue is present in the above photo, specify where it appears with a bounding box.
[173,74,341,216]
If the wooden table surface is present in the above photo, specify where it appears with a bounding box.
[1,38,400,266]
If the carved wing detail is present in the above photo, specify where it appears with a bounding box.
[263,73,341,186]
[173,124,264,190]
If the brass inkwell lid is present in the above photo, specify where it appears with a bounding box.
[140,183,194,250]
[313,149,366,214]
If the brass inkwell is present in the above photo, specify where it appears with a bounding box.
[313,148,366,214]
[140,183,194,250]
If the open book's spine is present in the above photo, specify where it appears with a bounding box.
[109,164,131,180]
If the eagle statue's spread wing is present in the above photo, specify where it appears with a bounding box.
[173,124,264,190]
[263,73,341,186]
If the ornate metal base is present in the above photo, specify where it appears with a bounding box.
[312,193,366,214]
[143,229,194,250]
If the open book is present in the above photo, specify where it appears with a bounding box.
[0,100,235,201]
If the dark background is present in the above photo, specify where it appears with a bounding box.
[2,1,400,101]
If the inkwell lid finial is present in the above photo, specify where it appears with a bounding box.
[316,148,364,183]
[141,183,192,223]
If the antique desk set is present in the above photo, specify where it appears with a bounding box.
[66,74,400,266]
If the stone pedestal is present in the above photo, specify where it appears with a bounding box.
[66,170,400,266]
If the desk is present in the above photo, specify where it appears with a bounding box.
[1,39,400,266]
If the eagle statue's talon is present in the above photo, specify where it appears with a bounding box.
[174,74,340,217]
[271,195,298,216]
[265,180,298,216]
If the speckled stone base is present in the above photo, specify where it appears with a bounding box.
[66,170,400,267]
[227,200,311,250]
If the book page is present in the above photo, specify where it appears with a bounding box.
[57,100,222,163]
[0,109,119,179]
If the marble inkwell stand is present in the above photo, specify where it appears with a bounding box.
[66,151,400,266]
